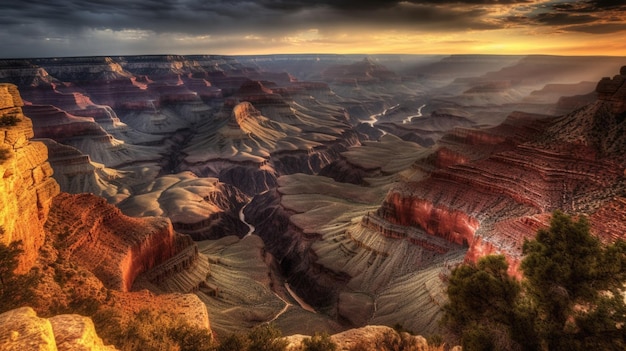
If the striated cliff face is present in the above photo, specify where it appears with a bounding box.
[374,68,626,276]
[46,192,192,291]
[596,66,626,114]
[376,192,479,247]
[0,84,60,273]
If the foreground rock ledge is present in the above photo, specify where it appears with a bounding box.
[283,325,461,351]
[0,307,117,351]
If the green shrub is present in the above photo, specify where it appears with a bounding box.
[0,240,39,314]
[0,147,11,162]
[217,324,286,351]
[217,333,250,351]
[302,332,336,351]
[248,324,287,351]
[0,114,19,126]
[443,211,626,350]
[93,308,215,351]
[169,322,215,351]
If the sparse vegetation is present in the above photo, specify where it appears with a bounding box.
[0,146,11,162]
[93,308,216,351]
[218,324,287,351]
[443,211,626,350]
[217,332,250,351]
[302,332,337,351]
[349,329,442,351]
[0,114,20,126]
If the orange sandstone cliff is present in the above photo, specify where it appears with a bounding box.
[0,83,60,273]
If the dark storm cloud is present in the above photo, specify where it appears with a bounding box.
[564,22,626,34]
[0,0,623,57]
[260,0,532,11]
[552,0,626,12]
[534,12,598,26]
[1,0,529,57]
[502,0,626,34]
[0,0,507,39]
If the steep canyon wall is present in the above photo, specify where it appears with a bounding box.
[0,83,60,273]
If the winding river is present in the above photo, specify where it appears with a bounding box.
[238,195,317,317]
[402,104,426,124]
[364,104,400,126]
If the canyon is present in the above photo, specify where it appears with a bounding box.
[0,54,625,346]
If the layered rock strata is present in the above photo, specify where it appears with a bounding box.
[375,67,626,276]
[0,84,60,272]
[46,192,193,291]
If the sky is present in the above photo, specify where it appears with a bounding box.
[1,0,625,58]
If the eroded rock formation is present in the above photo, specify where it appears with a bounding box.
[46,192,192,291]
[118,173,249,240]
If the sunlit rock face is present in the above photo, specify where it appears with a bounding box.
[377,192,479,247]
[0,307,117,351]
[0,84,60,273]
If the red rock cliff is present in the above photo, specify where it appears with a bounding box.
[47,192,192,291]
[377,191,479,247]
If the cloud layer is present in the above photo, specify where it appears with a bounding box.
[0,0,624,57]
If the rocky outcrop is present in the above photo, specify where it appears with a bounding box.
[377,138,623,276]
[109,290,210,330]
[49,314,118,351]
[0,84,60,273]
[118,173,249,240]
[596,66,626,114]
[0,307,116,351]
[284,325,430,351]
[46,192,192,291]
[375,194,479,247]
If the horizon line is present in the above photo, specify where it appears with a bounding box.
[2,53,626,60]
